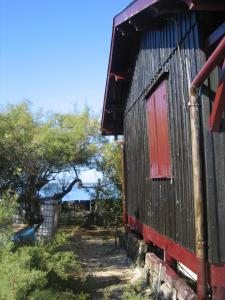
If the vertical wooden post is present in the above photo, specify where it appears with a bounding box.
[120,142,127,225]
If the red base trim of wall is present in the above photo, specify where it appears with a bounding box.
[145,252,197,298]
[211,264,225,287]
[127,215,225,288]
[128,215,200,274]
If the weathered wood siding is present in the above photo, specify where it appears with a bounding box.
[200,64,225,264]
[124,11,225,263]
[124,12,197,254]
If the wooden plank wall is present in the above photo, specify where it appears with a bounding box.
[200,64,225,264]
[124,12,199,255]
[124,10,225,263]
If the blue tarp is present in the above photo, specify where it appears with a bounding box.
[13,227,36,243]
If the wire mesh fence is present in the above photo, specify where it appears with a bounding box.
[36,199,59,241]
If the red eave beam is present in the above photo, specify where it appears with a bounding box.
[114,0,159,27]
[101,21,116,135]
[192,36,225,88]
[182,0,225,11]
[110,73,126,81]
[209,60,225,131]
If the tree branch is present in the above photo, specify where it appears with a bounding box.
[52,178,81,200]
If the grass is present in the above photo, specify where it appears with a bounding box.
[121,278,156,300]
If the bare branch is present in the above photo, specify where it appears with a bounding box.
[52,178,81,200]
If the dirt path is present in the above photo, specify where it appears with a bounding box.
[64,225,143,299]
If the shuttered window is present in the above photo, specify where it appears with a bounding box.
[147,80,171,179]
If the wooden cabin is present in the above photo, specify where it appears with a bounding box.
[101,0,225,299]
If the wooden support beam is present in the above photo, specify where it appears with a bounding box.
[183,0,225,11]
[102,128,113,135]
[190,4,225,11]
[209,60,225,132]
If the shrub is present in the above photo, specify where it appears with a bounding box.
[28,289,90,300]
[0,231,83,299]
[0,230,82,299]
[0,192,85,299]
[0,247,47,300]
[0,191,17,245]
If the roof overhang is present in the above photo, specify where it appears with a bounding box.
[101,0,225,135]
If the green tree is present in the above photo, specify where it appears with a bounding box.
[99,141,122,191]
[87,140,123,226]
[0,102,100,224]
[0,191,17,246]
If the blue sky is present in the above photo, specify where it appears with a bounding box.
[0,0,131,199]
[0,0,130,115]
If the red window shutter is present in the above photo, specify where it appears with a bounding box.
[147,81,171,179]
[147,94,159,178]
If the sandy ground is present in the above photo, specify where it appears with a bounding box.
[63,225,144,299]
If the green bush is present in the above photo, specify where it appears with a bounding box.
[0,192,47,300]
[0,191,18,245]
[0,246,47,300]
[0,231,82,300]
[0,192,86,299]
[122,282,144,300]
[121,279,156,300]
[28,289,90,300]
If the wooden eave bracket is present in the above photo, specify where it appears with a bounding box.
[209,60,225,132]
[110,72,126,81]
[102,128,113,135]
[182,0,225,11]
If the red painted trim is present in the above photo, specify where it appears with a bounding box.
[101,0,225,135]
[145,252,197,298]
[188,4,225,11]
[212,287,225,300]
[211,264,225,287]
[127,215,201,274]
[192,36,225,88]
[101,21,116,135]
[114,0,159,27]
[115,0,225,28]
[209,60,225,132]
[110,73,126,81]
[128,215,225,288]
[102,128,113,135]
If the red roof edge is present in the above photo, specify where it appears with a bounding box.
[114,0,159,27]
[101,0,225,135]
[100,20,116,136]
[101,0,163,135]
